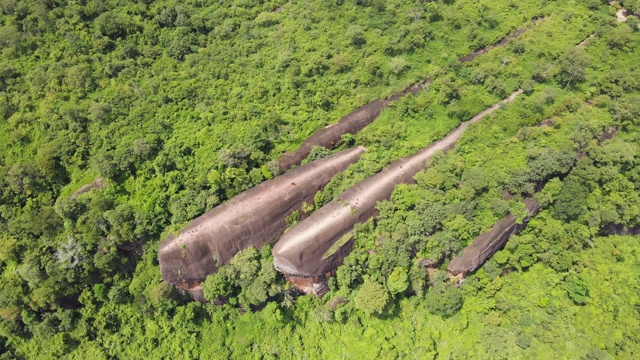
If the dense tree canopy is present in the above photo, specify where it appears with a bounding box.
[0,0,639,358]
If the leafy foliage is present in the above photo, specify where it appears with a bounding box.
[0,0,639,358]
[354,276,389,315]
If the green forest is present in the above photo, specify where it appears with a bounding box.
[1,0,639,358]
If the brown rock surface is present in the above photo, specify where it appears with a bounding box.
[70,178,105,199]
[277,82,427,171]
[277,18,543,171]
[158,146,365,288]
[447,198,541,276]
[459,18,543,63]
[273,91,522,289]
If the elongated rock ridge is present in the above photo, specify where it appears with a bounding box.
[278,82,426,171]
[158,146,366,295]
[448,126,618,278]
[273,91,522,295]
[277,18,543,172]
[448,198,541,276]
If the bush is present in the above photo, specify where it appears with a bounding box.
[354,276,389,315]
[425,281,463,318]
[567,276,589,305]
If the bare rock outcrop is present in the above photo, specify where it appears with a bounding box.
[277,17,544,172]
[70,178,105,199]
[599,224,640,236]
[273,91,522,295]
[158,147,365,295]
[448,198,541,276]
[278,83,426,171]
[459,18,543,63]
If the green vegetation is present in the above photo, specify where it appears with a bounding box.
[322,230,353,259]
[1,0,639,358]
[202,246,279,308]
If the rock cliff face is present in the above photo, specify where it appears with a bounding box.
[599,224,640,236]
[277,82,426,171]
[447,198,541,276]
[158,147,365,293]
[273,91,523,294]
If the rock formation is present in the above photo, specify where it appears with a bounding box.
[158,146,365,298]
[273,91,522,296]
[70,178,105,199]
[277,82,426,171]
[447,126,618,278]
[458,17,543,63]
[447,198,541,276]
[277,18,544,172]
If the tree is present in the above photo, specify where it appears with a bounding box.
[94,12,137,39]
[354,276,389,315]
[555,48,588,88]
[0,25,20,48]
[526,148,576,182]
[228,248,261,288]
[6,163,43,197]
[218,145,251,168]
[167,36,193,61]
[408,261,427,297]
[535,177,563,207]
[610,95,640,129]
[461,167,489,194]
[590,138,637,167]
[35,142,63,181]
[386,267,409,296]
[91,152,117,179]
[415,167,446,189]
[388,57,409,76]
[606,25,634,51]
[554,176,589,221]
[567,276,589,305]
[203,246,278,306]
[307,146,332,162]
[425,276,463,318]
[88,102,113,123]
[336,254,364,290]
[621,0,640,14]
[202,268,233,301]
[346,25,366,47]
[509,199,529,225]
